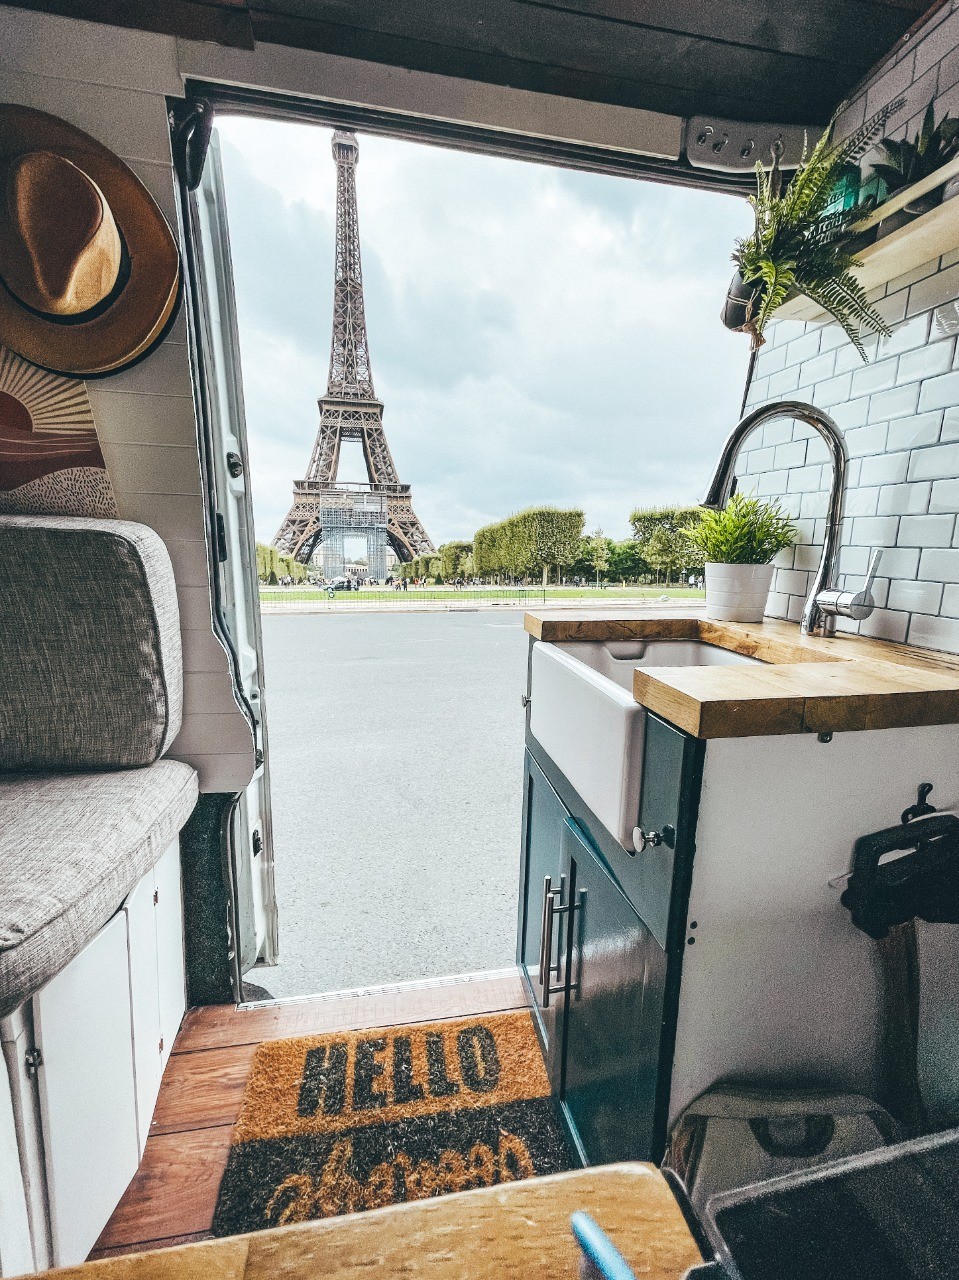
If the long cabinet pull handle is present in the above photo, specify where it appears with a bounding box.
[538,876,553,989]
[542,890,556,1006]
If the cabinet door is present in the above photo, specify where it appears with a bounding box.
[517,753,571,1086]
[635,713,696,947]
[125,873,162,1154]
[154,840,186,1073]
[34,911,139,1266]
[562,818,666,1165]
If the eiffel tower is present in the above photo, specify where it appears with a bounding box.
[272,130,434,575]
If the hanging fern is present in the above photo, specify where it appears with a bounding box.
[732,97,905,357]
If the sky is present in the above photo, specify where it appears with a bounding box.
[216,116,754,546]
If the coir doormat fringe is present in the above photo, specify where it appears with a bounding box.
[211,1009,574,1235]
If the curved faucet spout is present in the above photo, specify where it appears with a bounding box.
[702,400,847,637]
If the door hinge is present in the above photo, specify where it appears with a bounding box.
[252,829,263,856]
[159,1037,164,1055]
[153,888,160,906]
[25,1048,42,1079]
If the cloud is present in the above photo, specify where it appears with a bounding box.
[216,117,753,544]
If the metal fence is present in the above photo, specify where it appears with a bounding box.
[259,585,705,609]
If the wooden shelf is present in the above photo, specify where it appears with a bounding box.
[777,158,959,323]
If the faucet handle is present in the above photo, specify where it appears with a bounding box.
[817,548,884,623]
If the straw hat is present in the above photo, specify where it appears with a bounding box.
[0,104,180,377]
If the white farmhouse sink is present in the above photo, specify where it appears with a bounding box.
[529,639,763,850]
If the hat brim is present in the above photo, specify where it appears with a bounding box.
[0,105,181,377]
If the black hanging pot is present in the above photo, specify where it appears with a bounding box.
[722,270,764,333]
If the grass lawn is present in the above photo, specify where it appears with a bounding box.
[260,585,706,604]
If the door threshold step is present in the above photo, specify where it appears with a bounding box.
[175,968,528,1053]
[239,966,522,1010]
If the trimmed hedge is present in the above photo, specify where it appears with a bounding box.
[256,542,310,583]
[473,507,584,583]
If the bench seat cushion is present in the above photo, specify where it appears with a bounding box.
[0,760,198,1017]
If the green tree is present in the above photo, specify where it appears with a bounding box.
[588,528,610,584]
[608,540,648,583]
[439,540,472,579]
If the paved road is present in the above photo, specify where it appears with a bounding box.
[259,610,529,997]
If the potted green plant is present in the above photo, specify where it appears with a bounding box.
[689,493,797,623]
[723,98,902,357]
[869,103,959,234]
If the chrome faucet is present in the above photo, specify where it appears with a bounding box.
[702,400,881,637]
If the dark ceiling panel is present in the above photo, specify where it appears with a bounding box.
[2,0,941,124]
[246,0,937,123]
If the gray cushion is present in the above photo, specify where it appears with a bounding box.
[0,516,183,771]
[0,760,198,1017]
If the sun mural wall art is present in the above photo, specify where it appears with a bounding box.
[0,345,117,517]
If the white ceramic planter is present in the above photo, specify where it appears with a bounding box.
[704,561,775,623]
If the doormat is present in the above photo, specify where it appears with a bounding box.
[211,1009,575,1235]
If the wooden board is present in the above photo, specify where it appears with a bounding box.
[66,1166,701,1280]
[525,611,959,739]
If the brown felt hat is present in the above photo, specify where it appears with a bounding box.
[0,105,180,377]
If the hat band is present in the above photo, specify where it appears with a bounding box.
[0,233,131,327]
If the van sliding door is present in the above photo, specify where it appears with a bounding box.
[184,126,278,978]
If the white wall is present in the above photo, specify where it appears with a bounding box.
[0,7,255,790]
[743,1,959,652]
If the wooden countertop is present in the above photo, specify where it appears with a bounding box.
[41,1166,701,1280]
[524,611,959,738]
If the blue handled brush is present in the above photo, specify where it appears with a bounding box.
[571,1211,637,1280]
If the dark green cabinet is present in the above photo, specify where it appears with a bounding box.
[562,817,666,1164]
[517,754,569,1087]
[518,712,704,1166]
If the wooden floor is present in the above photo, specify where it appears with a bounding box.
[89,969,528,1259]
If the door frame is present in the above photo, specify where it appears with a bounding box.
[169,78,743,1002]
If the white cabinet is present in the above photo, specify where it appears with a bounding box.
[14,840,187,1269]
[34,912,140,1267]
[125,842,186,1153]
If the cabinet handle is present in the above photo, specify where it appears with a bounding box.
[630,824,675,854]
[538,875,564,991]
[542,883,584,1008]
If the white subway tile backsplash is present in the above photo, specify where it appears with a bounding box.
[845,422,889,457]
[869,383,922,422]
[930,478,959,511]
[877,481,932,515]
[801,350,837,386]
[844,486,881,517]
[850,515,900,546]
[899,339,956,383]
[761,420,794,447]
[886,410,943,452]
[889,580,945,613]
[908,612,959,652]
[767,365,801,397]
[860,450,909,485]
[859,610,910,643]
[773,440,807,469]
[877,311,931,357]
[918,547,959,580]
[787,464,828,493]
[909,442,959,480]
[784,330,822,367]
[897,514,956,546]
[851,359,898,397]
[814,371,853,405]
[919,368,959,412]
[907,262,959,318]
[941,406,959,440]
[941,584,959,617]
[746,14,959,655]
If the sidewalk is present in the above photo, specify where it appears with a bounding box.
[259,593,706,615]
